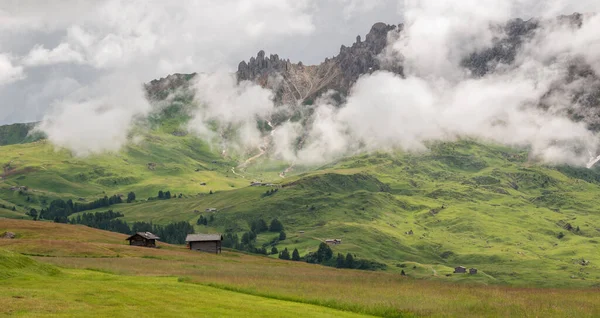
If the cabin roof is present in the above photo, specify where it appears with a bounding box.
[186,234,222,242]
[126,232,160,240]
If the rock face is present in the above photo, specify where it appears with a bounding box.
[463,13,600,129]
[235,14,600,131]
[145,73,197,100]
[236,22,403,105]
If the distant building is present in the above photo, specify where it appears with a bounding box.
[186,234,223,254]
[454,266,467,273]
[205,208,217,212]
[325,239,342,245]
[469,268,478,275]
[126,232,159,248]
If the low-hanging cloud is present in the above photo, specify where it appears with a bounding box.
[264,0,600,167]
[0,54,24,86]
[187,72,277,154]
[5,0,600,169]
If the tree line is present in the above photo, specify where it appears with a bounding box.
[67,209,193,244]
[221,218,286,255]
[280,242,387,271]
[36,193,137,222]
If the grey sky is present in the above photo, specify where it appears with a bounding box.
[0,0,401,125]
[0,0,596,125]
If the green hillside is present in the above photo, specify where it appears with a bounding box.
[2,219,598,317]
[0,122,44,146]
[1,102,600,288]
[56,140,599,288]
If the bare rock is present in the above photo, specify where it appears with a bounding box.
[1,232,16,239]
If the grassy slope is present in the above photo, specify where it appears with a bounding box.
[72,141,600,288]
[0,250,366,318]
[0,122,41,146]
[1,219,599,318]
[0,133,248,204]
[1,115,600,288]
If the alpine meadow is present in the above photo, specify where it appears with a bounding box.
[2,1,600,317]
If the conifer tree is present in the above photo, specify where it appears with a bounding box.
[292,248,300,261]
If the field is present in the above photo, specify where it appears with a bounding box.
[3,134,600,288]
[2,219,600,317]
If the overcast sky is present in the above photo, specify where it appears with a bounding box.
[0,0,596,125]
[0,0,404,125]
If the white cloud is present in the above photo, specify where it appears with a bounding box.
[36,73,150,156]
[0,54,24,85]
[23,43,85,66]
[188,71,276,153]
[336,0,386,20]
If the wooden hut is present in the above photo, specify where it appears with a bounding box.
[126,232,160,247]
[186,234,222,254]
[454,266,467,273]
[469,268,478,275]
[325,239,342,245]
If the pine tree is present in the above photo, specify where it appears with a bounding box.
[292,248,300,261]
[336,253,346,268]
[158,191,164,199]
[316,243,333,263]
[279,248,290,260]
[279,230,286,240]
[27,208,38,220]
[269,219,284,232]
[345,253,354,269]
[127,192,136,203]
[271,246,278,255]
[165,191,171,199]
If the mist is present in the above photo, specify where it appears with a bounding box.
[265,0,600,167]
[23,0,600,168]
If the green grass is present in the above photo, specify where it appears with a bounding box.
[0,249,370,318]
[2,220,600,318]
[2,119,600,289]
[62,140,600,288]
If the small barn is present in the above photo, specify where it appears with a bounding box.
[469,268,478,275]
[126,232,160,247]
[186,234,223,254]
[325,239,342,245]
[454,266,467,273]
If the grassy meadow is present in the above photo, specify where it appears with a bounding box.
[1,219,599,317]
[2,135,600,288]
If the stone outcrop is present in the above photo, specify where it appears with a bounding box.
[236,22,404,105]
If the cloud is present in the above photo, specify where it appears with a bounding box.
[264,0,600,166]
[36,73,150,156]
[7,0,600,168]
[336,0,387,20]
[23,43,85,66]
[0,54,24,85]
[187,71,276,153]
[27,0,317,155]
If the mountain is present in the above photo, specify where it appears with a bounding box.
[237,22,402,105]
[1,13,600,289]
[237,13,600,130]
[0,122,44,146]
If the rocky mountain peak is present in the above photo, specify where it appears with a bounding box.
[236,22,403,105]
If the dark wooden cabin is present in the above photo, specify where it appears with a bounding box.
[126,232,160,247]
[186,234,222,254]
[454,266,467,273]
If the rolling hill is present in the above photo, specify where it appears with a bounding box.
[1,13,600,292]
[1,219,599,317]
[2,120,600,288]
